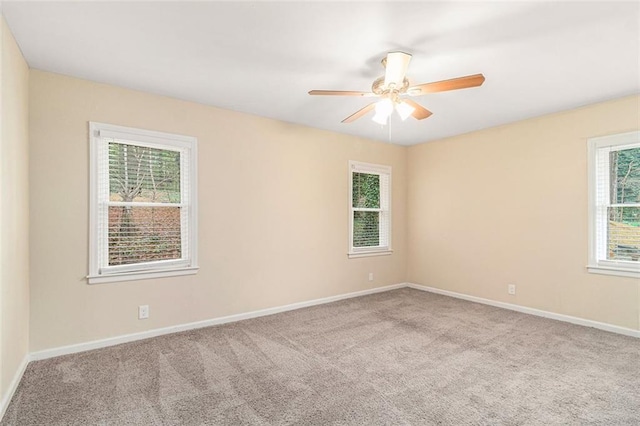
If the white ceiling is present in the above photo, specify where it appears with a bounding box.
[3,1,639,146]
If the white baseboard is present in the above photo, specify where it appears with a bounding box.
[30,283,407,361]
[0,355,29,421]
[23,281,640,363]
[407,283,640,339]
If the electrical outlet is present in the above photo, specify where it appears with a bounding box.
[368,272,374,282]
[508,284,516,295]
[138,305,149,319]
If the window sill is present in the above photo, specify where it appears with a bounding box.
[586,264,640,279]
[88,266,199,284]
[348,250,393,259]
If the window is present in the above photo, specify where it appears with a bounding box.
[588,131,640,278]
[88,122,198,284]
[349,161,392,258]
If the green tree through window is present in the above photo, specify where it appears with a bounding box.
[352,172,381,247]
[608,147,640,261]
[349,161,391,256]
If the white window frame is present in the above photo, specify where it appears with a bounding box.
[88,122,198,284]
[587,131,640,278]
[348,160,392,258]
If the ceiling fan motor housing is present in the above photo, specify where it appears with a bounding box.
[372,76,410,96]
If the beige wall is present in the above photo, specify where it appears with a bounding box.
[22,65,640,354]
[28,70,407,352]
[0,16,30,402]
[407,95,640,331]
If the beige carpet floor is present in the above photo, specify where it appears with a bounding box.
[2,288,639,425]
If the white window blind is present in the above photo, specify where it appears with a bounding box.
[89,123,198,283]
[349,161,392,257]
[588,131,640,278]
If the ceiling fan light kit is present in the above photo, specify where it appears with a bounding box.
[371,97,415,125]
[372,98,394,125]
[308,51,485,125]
[395,101,415,121]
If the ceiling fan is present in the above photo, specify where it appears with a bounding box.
[308,52,485,125]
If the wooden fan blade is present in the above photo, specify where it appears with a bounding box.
[384,51,412,88]
[342,103,376,123]
[308,90,375,97]
[408,73,485,95]
[403,99,433,120]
